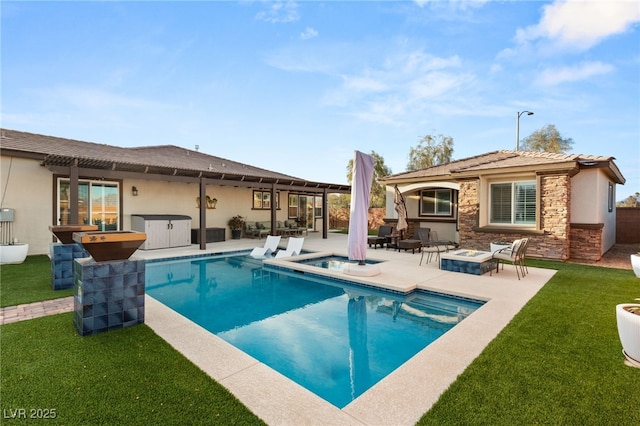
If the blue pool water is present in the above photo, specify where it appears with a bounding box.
[145,253,484,408]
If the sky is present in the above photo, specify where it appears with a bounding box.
[2,0,639,201]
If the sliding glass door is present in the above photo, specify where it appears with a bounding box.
[57,179,120,230]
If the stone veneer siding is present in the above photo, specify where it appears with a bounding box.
[458,175,572,261]
[569,224,603,261]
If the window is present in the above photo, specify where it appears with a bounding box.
[314,197,323,218]
[58,179,120,230]
[608,182,614,212]
[490,181,536,225]
[288,194,298,218]
[420,189,452,216]
[253,190,279,210]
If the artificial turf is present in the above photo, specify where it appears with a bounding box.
[2,256,639,424]
[417,260,640,425]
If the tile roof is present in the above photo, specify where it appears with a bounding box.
[380,150,625,184]
[1,129,350,190]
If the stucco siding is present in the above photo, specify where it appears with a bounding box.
[1,156,53,255]
[1,155,317,256]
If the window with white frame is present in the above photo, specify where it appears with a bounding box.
[420,188,453,216]
[490,180,536,225]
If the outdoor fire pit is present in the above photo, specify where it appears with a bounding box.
[49,225,98,244]
[72,230,146,262]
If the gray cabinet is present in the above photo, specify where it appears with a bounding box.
[131,215,191,250]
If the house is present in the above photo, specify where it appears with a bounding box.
[0,129,350,256]
[379,150,626,261]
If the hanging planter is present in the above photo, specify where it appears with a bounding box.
[196,196,218,209]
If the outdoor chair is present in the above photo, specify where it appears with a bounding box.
[367,225,394,249]
[418,229,456,265]
[518,237,530,275]
[275,237,305,258]
[249,235,281,258]
[491,238,527,280]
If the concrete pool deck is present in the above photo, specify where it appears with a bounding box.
[140,232,555,425]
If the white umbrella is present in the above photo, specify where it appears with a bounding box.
[394,185,408,235]
[347,151,375,264]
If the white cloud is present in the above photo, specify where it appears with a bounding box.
[517,0,640,50]
[300,27,318,40]
[329,50,474,124]
[255,1,299,23]
[535,61,615,86]
[413,0,489,11]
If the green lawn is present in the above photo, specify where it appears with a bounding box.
[2,257,639,424]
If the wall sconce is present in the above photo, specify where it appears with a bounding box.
[132,186,138,196]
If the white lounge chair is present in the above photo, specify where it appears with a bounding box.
[275,237,304,258]
[250,235,281,258]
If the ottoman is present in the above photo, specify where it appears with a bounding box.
[398,239,422,253]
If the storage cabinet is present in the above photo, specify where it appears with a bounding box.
[191,228,225,244]
[131,215,191,250]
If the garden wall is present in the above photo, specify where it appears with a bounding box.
[616,207,640,244]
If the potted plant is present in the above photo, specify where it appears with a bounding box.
[228,215,245,239]
[617,300,640,368]
[0,208,28,265]
[631,251,640,278]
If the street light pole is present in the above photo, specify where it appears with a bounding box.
[516,110,534,151]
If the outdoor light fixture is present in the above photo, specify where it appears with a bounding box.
[132,186,138,196]
[516,110,534,151]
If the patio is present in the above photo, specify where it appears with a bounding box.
[127,232,555,425]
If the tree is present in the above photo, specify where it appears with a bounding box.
[617,192,640,207]
[406,133,454,171]
[346,150,391,208]
[520,124,574,153]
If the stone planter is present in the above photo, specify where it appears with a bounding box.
[616,304,640,368]
[73,231,146,262]
[631,254,640,278]
[0,243,29,265]
[231,229,242,240]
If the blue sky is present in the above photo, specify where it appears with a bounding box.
[2,1,639,200]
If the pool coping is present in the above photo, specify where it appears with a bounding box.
[143,241,556,425]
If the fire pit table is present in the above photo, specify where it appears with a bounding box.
[440,249,496,275]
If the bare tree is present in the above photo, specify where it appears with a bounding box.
[407,133,454,171]
[520,124,574,153]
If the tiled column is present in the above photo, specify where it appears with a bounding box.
[73,257,145,336]
[50,243,90,290]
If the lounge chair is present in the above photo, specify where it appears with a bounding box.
[275,237,304,258]
[250,235,281,258]
[491,238,527,279]
[367,225,394,249]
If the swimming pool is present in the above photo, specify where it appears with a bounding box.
[145,253,484,408]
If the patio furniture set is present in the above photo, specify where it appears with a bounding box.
[368,225,530,278]
[244,220,306,239]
